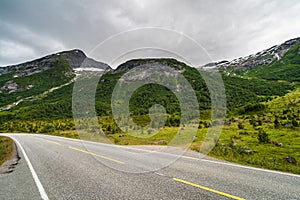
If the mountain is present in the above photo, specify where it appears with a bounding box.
[0,49,111,110]
[0,49,110,76]
[200,37,300,81]
[114,58,189,73]
[0,35,299,123]
[0,59,293,123]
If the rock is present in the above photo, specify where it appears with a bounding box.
[152,140,168,145]
[272,141,283,147]
[239,131,249,135]
[244,149,252,154]
[114,58,186,74]
[199,37,300,71]
[240,146,252,154]
[0,49,111,77]
[284,156,297,164]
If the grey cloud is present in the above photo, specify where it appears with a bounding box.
[0,0,300,67]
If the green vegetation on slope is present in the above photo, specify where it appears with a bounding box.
[0,58,74,108]
[246,44,300,82]
[0,136,13,166]
[0,58,293,123]
[204,88,300,174]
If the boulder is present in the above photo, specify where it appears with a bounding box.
[239,131,249,135]
[284,156,297,164]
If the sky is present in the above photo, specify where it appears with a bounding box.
[1,0,300,68]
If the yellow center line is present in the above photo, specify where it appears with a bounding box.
[44,139,62,146]
[35,137,62,146]
[68,146,125,165]
[173,178,246,200]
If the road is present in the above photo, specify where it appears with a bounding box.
[0,134,299,199]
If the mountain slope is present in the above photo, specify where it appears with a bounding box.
[0,49,110,76]
[0,38,298,122]
[0,57,293,123]
[245,43,300,81]
[201,37,300,70]
[0,50,110,109]
[200,37,300,82]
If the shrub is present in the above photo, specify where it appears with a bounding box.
[274,118,281,129]
[257,129,269,143]
[292,119,299,127]
[238,122,244,129]
[41,123,55,133]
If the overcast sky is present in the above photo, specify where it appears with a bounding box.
[1,0,300,68]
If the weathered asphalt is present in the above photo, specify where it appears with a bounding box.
[0,134,299,200]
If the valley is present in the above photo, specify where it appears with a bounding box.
[0,37,299,174]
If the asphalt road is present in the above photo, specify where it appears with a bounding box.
[0,133,299,200]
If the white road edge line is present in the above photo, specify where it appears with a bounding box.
[29,134,300,178]
[12,137,49,200]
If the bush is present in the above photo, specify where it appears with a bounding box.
[238,103,266,115]
[257,129,269,143]
[40,123,55,133]
[274,118,281,129]
[292,119,299,127]
[238,122,244,129]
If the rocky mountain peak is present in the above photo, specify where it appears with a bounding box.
[0,49,111,77]
[200,37,300,71]
[57,49,86,68]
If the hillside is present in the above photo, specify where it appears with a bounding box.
[245,43,300,82]
[0,50,110,110]
[0,34,298,126]
[0,57,294,123]
[200,37,300,73]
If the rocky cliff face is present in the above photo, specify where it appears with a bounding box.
[114,58,188,73]
[200,37,300,71]
[0,49,111,77]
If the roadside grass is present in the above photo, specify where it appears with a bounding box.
[1,119,299,174]
[0,136,13,166]
[108,127,178,145]
[195,123,300,174]
[107,119,300,174]
[50,130,79,139]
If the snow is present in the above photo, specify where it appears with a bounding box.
[74,67,104,72]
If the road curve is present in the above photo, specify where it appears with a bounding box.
[0,133,299,200]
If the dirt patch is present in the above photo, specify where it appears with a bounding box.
[0,140,20,174]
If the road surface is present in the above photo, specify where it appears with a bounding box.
[0,133,299,199]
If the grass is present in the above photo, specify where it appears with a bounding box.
[102,119,300,174]
[0,136,13,166]
[200,123,300,174]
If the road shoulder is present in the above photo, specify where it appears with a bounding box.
[0,138,20,174]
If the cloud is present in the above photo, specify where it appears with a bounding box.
[0,0,300,67]
[0,40,36,66]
